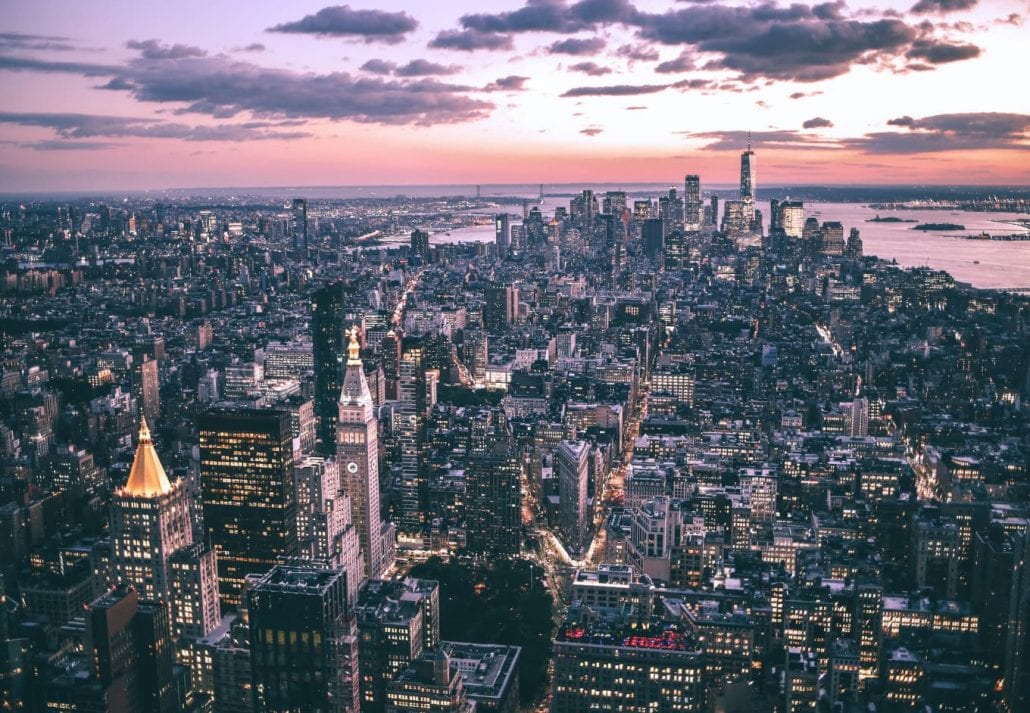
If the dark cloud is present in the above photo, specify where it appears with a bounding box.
[562,83,670,97]
[852,112,1030,153]
[99,77,135,90]
[789,90,823,99]
[996,13,1022,26]
[126,39,206,59]
[654,51,695,73]
[0,54,115,76]
[0,112,311,142]
[0,32,78,52]
[580,127,603,136]
[614,43,659,61]
[27,140,123,151]
[238,43,266,53]
[395,59,459,76]
[102,47,492,125]
[483,75,530,91]
[626,105,646,110]
[429,0,982,80]
[548,36,606,55]
[268,5,418,43]
[802,116,833,128]
[429,30,514,51]
[906,38,980,63]
[568,61,611,75]
[361,58,460,78]
[360,58,395,74]
[911,0,978,14]
[681,129,843,151]
[634,5,920,82]
[2,37,494,127]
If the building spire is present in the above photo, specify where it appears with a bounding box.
[347,325,361,365]
[747,130,752,152]
[123,416,173,497]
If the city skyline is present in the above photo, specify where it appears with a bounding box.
[1,0,1028,192]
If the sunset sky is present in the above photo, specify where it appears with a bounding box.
[0,0,1027,191]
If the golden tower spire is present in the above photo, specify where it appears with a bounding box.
[347,325,362,365]
[123,416,173,496]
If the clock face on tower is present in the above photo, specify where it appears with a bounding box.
[347,461,359,474]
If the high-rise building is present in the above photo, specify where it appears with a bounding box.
[780,201,805,239]
[111,418,192,602]
[465,434,521,558]
[337,327,385,582]
[88,585,178,713]
[821,221,845,256]
[248,563,359,713]
[168,542,221,649]
[199,406,298,605]
[642,218,664,265]
[973,527,1030,711]
[382,329,402,400]
[684,175,702,232]
[384,650,474,713]
[845,228,864,258]
[462,329,488,384]
[551,608,703,713]
[292,198,307,251]
[494,214,510,258]
[410,229,430,265]
[483,285,518,332]
[740,139,756,224]
[293,455,363,603]
[312,282,349,455]
[396,345,428,537]
[133,356,160,427]
[355,577,440,713]
[556,440,590,557]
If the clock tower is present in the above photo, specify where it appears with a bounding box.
[337,326,385,582]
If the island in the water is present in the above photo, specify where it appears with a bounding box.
[867,214,917,223]
[913,223,965,231]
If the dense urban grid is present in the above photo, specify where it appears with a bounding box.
[0,145,1028,713]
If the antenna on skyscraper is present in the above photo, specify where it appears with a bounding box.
[747,130,752,152]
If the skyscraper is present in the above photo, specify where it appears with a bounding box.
[396,344,428,537]
[410,229,430,265]
[494,214,510,258]
[684,175,702,232]
[133,356,160,427]
[248,563,359,713]
[483,285,517,332]
[556,440,590,557]
[642,218,664,265]
[111,418,192,602]
[337,327,385,582]
[292,198,307,251]
[740,138,756,225]
[355,577,440,713]
[312,282,349,455]
[465,412,521,558]
[88,585,178,713]
[199,406,298,605]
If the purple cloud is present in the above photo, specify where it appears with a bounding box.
[568,61,612,75]
[802,116,833,128]
[429,30,514,51]
[548,36,606,55]
[268,5,418,44]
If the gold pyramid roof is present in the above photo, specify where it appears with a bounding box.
[123,417,173,497]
